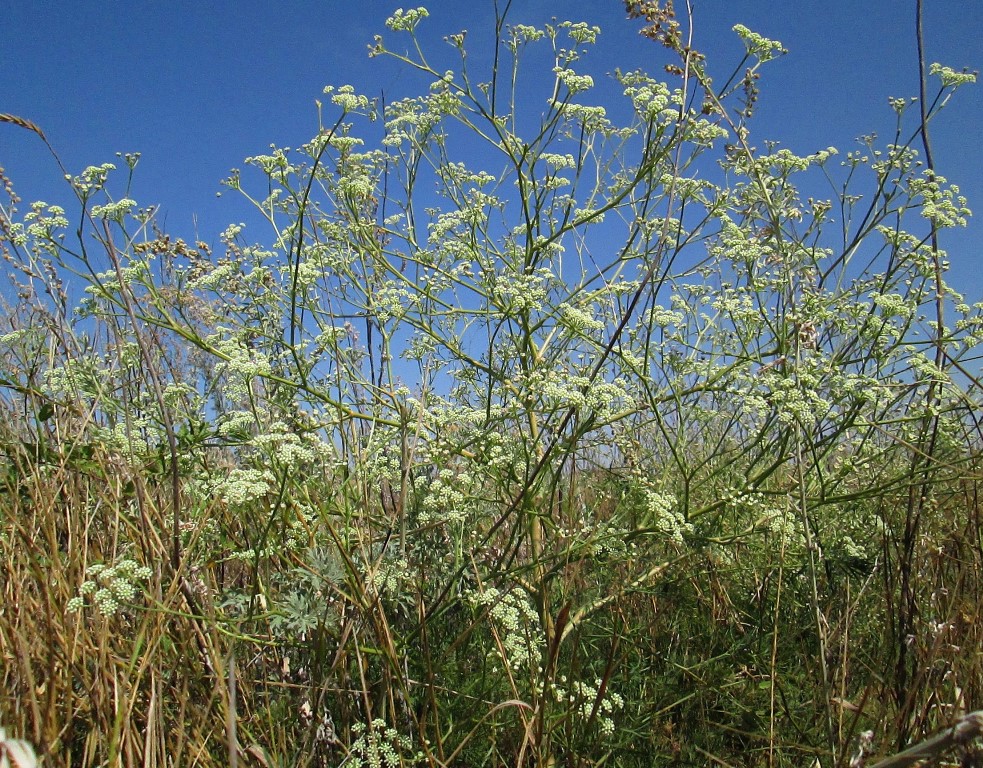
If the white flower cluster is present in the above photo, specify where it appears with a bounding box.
[491,268,552,314]
[219,467,275,508]
[732,24,787,62]
[572,206,605,224]
[550,102,610,132]
[0,328,36,346]
[325,84,373,114]
[436,162,496,189]
[641,304,683,328]
[508,23,546,46]
[766,506,803,549]
[552,676,625,737]
[384,7,429,33]
[353,429,404,485]
[19,201,70,244]
[244,148,294,175]
[539,153,577,171]
[370,556,412,599]
[293,251,328,289]
[216,409,261,439]
[710,215,769,268]
[558,302,604,334]
[558,519,632,559]
[908,173,972,229]
[372,283,417,325]
[382,88,460,146]
[553,67,594,95]
[250,422,332,470]
[721,487,770,518]
[71,163,116,196]
[476,430,520,472]
[348,719,416,768]
[67,559,152,617]
[641,486,691,543]
[756,147,837,175]
[419,467,471,525]
[338,168,377,200]
[97,420,156,462]
[929,62,977,88]
[90,198,137,222]
[561,20,601,45]
[327,135,365,153]
[529,369,628,418]
[472,586,544,672]
[870,291,915,320]
[758,369,832,427]
[620,73,675,122]
[205,329,272,401]
[42,358,101,400]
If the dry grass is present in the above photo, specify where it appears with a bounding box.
[0,419,236,767]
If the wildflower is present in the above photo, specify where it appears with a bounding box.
[385,7,429,32]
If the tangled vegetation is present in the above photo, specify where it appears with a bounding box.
[1,2,980,766]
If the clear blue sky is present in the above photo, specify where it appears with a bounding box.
[2,0,980,297]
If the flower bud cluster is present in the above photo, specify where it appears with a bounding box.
[67,559,152,617]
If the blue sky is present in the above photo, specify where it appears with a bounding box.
[2,0,980,296]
